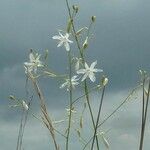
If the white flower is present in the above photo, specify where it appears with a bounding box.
[22,100,29,111]
[60,76,79,91]
[77,61,103,82]
[52,32,73,51]
[24,52,43,73]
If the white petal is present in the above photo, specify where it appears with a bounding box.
[29,53,35,62]
[89,72,96,82]
[59,32,64,38]
[90,61,97,69]
[93,69,103,73]
[24,62,33,67]
[64,42,70,51]
[68,39,73,43]
[52,35,61,40]
[77,69,86,74]
[71,75,78,80]
[85,62,89,69]
[36,54,41,60]
[65,33,69,39]
[81,73,88,82]
[22,101,29,110]
[60,82,68,89]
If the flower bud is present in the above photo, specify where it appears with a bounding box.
[73,5,79,13]
[67,19,72,33]
[101,76,108,86]
[82,37,88,49]
[9,95,16,100]
[91,16,96,22]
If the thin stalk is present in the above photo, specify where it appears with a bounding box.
[139,79,150,150]
[72,85,101,105]
[83,84,141,150]
[30,77,59,150]
[139,78,145,150]
[66,51,73,150]
[91,86,105,150]
[84,81,100,149]
[65,1,100,148]
[65,0,83,58]
[16,110,24,150]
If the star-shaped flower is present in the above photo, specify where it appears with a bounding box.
[77,61,103,82]
[52,32,73,51]
[60,76,79,91]
[24,51,43,73]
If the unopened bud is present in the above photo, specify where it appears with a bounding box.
[101,76,108,86]
[91,16,96,22]
[67,19,72,33]
[73,5,79,13]
[44,49,49,60]
[9,95,16,100]
[82,37,88,49]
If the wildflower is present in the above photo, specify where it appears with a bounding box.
[22,100,29,111]
[24,51,43,73]
[52,32,73,51]
[77,61,103,82]
[60,76,79,91]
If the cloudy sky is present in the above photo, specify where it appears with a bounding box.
[0,0,150,149]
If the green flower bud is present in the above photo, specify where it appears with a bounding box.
[73,5,79,13]
[82,37,88,49]
[101,76,108,86]
[91,16,96,22]
[9,95,16,100]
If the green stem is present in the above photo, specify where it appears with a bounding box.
[65,0,99,148]
[139,78,145,150]
[139,79,150,150]
[91,86,105,150]
[83,84,141,150]
[66,51,73,150]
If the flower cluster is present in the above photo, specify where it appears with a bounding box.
[23,31,103,91]
[24,50,43,74]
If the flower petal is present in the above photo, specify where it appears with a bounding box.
[93,69,103,73]
[52,35,61,40]
[85,62,89,69]
[81,73,88,82]
[90,61,97,69]
[77,69,86,74]
[29,53,35,62]
[65,33,69,39]
[89,72,96,82]
[64,42,70,51]
[68,39,73,43]
[60,82,68,89]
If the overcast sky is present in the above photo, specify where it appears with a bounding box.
[0,0,150,150]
